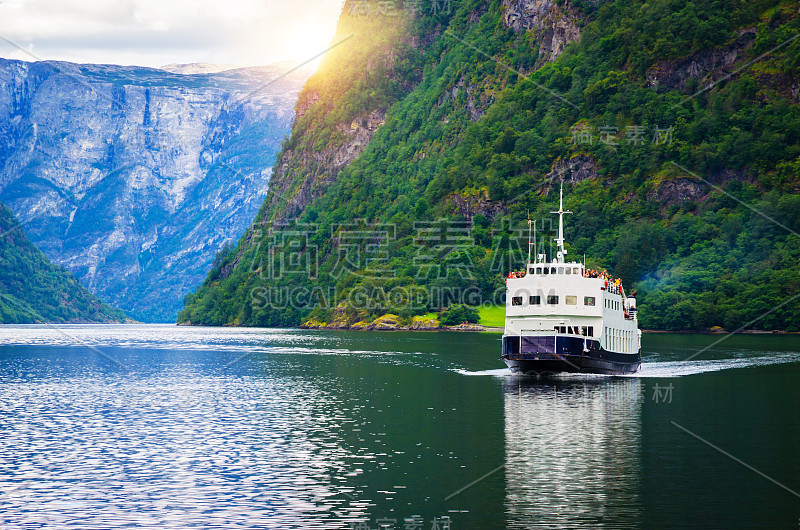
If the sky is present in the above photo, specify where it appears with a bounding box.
[0,0,344,68]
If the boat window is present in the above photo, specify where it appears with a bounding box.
[536,267,542,274]
[529,267,536,275]
[588,326,594,337]
[511,296,523,306]
[565,295,577,305]
[573,267,580,274]
[565,267,571,275]
[558,267,564,274]
[547,295,559,305]
[542,267,549,275]
[551,267,557,274]
[584,296,595,306]
[530,295,541,305]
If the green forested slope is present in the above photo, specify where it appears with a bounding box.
[0,204,125,323]
[180,0,800,331]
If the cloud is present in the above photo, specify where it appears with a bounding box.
[0,0,344,67]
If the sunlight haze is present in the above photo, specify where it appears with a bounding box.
[0,0,344,68]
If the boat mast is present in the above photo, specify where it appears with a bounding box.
[527,215,532,265]
[551,182,572,264]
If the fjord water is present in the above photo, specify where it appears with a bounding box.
[1,326,799,528]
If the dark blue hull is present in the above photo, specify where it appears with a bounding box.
[502,335,641,375]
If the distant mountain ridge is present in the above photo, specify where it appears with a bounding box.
[159,62,321,76]
[0,57,309,322]
[159,63,242,75]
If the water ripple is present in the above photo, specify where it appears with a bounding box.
[0,370,370,528]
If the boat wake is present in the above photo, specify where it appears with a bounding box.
[455,351,800,378]
[628,351,800,377]
[455,368,512,377]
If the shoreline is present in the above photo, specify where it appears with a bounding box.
[640,328,800,335]
[297,324,799,335]
[305,324,508,333]
[176,320,799,334]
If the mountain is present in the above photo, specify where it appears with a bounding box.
[0,202,124,323]
[179,0,800,332]
[159,63,241,75]
[0,58,309,322]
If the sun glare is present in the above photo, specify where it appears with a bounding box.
[235,2,342,69]
[285,28,338,64]
[0,0,344,69]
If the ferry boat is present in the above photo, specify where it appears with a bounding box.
[502,185,641,375]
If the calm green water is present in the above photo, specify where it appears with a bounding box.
[0,325,799,528]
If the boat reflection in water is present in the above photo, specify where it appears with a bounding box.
[503,377,643,528]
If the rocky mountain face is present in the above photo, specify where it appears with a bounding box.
[646,28,758,91]
[257,11,412,228]
[501,0,585,66]
[0,58,308,321]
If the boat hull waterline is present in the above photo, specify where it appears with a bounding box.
[502,332,641,376]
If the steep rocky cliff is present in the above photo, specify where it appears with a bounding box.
[501,0,586,66]
[646,27,758,90]
[255,9,414,226]
[0,59,308,321]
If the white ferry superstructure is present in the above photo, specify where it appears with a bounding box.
[502,185,642,375]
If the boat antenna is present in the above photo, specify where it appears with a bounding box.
[550,182,572,264]
[533,220,537,265]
